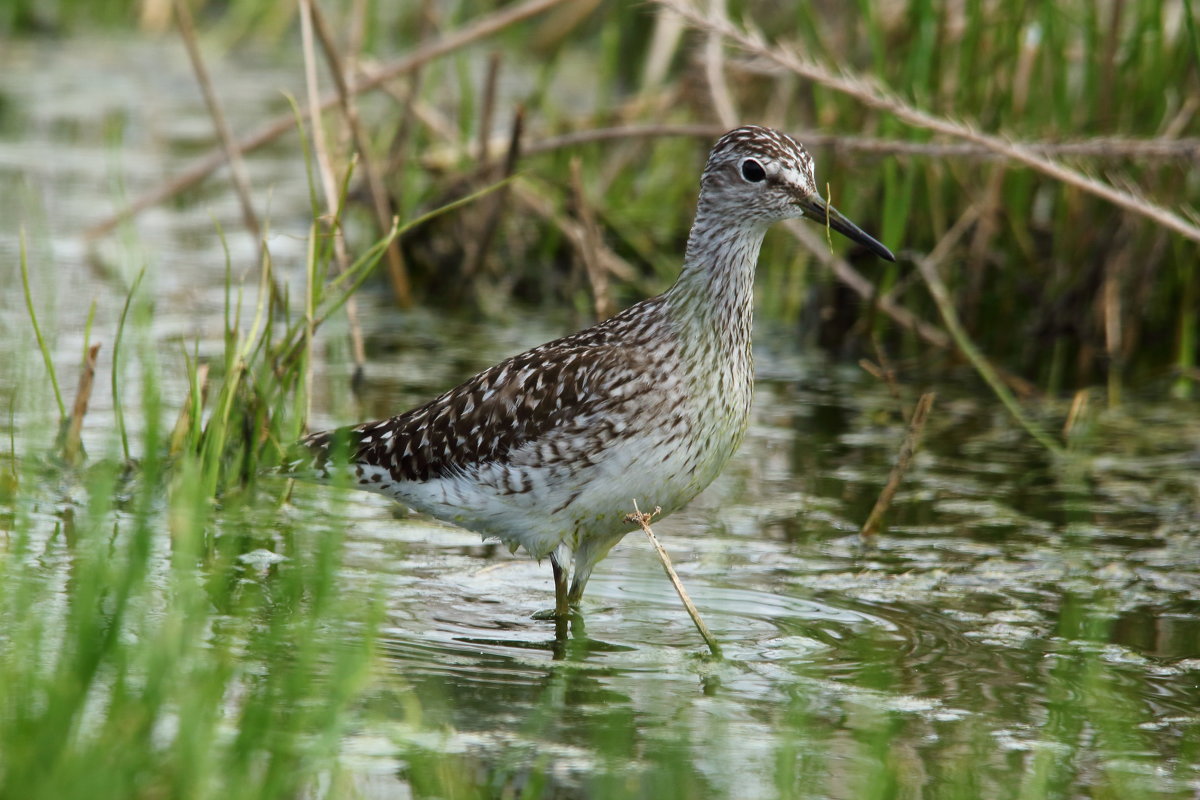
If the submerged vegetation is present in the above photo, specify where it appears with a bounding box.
[1,0,1199,797]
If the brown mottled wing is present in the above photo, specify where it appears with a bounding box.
[297,338,647,485]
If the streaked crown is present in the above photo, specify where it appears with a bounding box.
[698,125,817,225]
[695,125,896,262]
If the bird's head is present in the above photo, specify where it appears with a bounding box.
[700,125,895,262]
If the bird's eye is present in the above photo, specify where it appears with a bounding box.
[740,159,766,183]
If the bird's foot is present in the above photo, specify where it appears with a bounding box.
[531,606,580,621]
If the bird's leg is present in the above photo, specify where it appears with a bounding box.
[567,533,623,608]
[566,572,586,607]
[552,553,570,618]
[532,550,571,621]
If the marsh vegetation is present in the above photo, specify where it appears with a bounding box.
[1,1,1198,797]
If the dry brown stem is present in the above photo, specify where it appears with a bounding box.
[625,501,723,658]
[62,343,102,466]
[513,178,638,285]
[512,126,1200,162]
[865,333,902,406]
[569,157,614,320]
[298,0,367,381]
[1063,389,1090,439]
[782,220,950,349]
[83,0,569,240]
[656,0,1200,244]
[174,0,261,243]
[477,51,503,165]
[380,0,437,243]
[859,391,935,541]
[309,0,412,308]
[703,0,737,128]
[643,6,687,89]
[461,108,525,286]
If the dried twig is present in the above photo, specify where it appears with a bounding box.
[62,343,102,466]
[298,0,368,383]
[461,107,525,285]
[310,0,412,308]
[1062,389,1090,440]
[783,220,950,349]
[625,501,723,658]
[642,5,687,89]
[703,0,737,127]
[655,0,1200,244]
[507,125,1200,163]
[380,0,436,264]
[83,0,569,240]
[513,177,638,284]
[1101,218,1137,407]
[174,0,261,243]
[859,391,936,541]
[860,343,901,406]
[569,157,614,320]
[477,51,503,165]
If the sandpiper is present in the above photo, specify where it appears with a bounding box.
[294,125,895,619]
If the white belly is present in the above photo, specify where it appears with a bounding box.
[372,387,749,559]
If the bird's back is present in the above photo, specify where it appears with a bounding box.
[292,294,747,559]
[285,125,896,616]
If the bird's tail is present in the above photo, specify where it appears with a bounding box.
[275,426,363,484]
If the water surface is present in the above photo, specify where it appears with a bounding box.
[3,34,1199,799]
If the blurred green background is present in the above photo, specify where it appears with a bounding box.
[8,0,1197,393]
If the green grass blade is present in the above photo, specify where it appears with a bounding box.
[111,268,146,463]
[19,227,65,420]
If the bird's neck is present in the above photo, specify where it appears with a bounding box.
[665,203,768,349]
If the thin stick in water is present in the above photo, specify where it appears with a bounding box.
[625,501,723,658]
[62,343,102,467]
[860,391,936,542]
